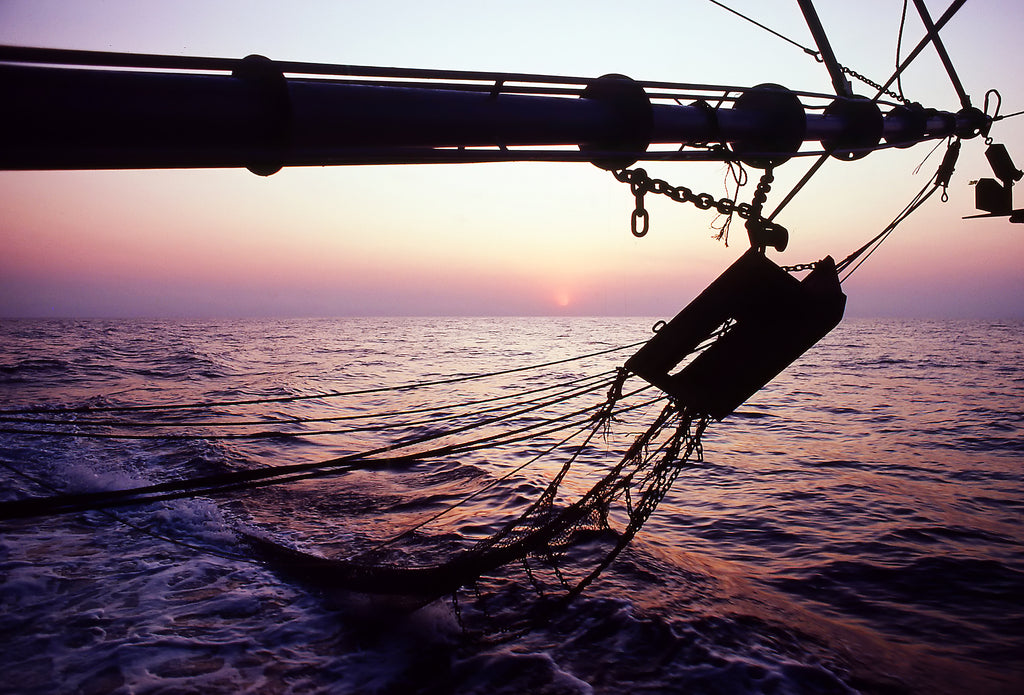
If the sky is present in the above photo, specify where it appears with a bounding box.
[1,0,1022,319]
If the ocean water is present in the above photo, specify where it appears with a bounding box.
[0,317,1021,694]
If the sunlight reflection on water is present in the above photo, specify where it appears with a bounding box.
[1,317,1022,694]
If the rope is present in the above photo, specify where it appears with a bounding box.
[561,414,708,602]
[229,397,692,608]
[448,406,708,606]
[0,334,681,526]
[825,137,958,282]
[348,420,599,561]
[0,326,714,611]
[0,460,256,564]
[0,381,661,521]
[836,177,939,282]
[0,341,643,416]
[870,0,970,104]
[896,0,909,101]
[768,153,830,222]
[348,371,640,566]
[0,373,617,441]
[0,369,615,429]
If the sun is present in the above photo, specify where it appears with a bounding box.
[554,291,571,308]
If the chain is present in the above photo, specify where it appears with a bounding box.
[743,167,773,245]
[779,261,818,273]
[451,589,466,631]
[522,556,545,597]
[840,65,910,105]
[548,549,571,590]
[612,168,788,246]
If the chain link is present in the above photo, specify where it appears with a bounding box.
[613,167,788,246]
[451,590,466,631]
[840,65,910,105]
[779,261,818,273]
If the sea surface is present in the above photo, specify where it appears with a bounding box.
[0,317,1021,694]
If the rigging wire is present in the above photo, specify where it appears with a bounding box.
[0,44,855,103]
[912,138,948,176]
[0,373,617,440]
[791,133,961,285]
[0,369,616,429]
[0,386,663,521]
[703,0,918,108]
[985,88,1024,123]
[0,340,644,416]
[346,417,604,562]
[870,0,970,104]
[896,0,910,102]
[0,334,694,522]
[0,4,1001,603]
[705,0,822,61]
[836,175,940,283]
[0,458,256,564]
[0,146,922,171]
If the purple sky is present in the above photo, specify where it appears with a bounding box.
[1,1,1022,318]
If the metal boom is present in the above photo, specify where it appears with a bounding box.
[0,45,990,175]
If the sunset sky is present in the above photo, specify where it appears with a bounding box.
[1,0,1022,318]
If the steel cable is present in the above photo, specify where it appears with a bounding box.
[0,341,644,416]
[0,385,662,521]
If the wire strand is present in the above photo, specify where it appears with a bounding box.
[705,0,821,59]
[0,374,617,441]
[0,341,643,416]
[0,386,662,521]
[837,177,938,282]
[0,369,616,429]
